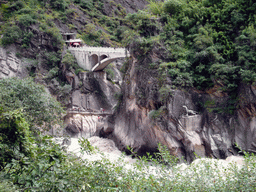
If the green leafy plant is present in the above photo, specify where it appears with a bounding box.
[0,78,64,128]
[1,25,22,46]
[62,50,81,72]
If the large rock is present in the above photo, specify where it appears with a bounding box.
[107,55,256,162]
[65,114,103,138]
[0,47,21,79]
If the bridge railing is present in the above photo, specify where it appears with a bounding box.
[68,46,129,54]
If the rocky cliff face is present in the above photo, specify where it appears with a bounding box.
[0,47,22,78]
[2,0,255,162]
[63,70,121,138]
[105,49,256,162]
[0,0,147,139]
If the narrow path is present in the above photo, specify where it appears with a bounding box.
[67,110,112,116]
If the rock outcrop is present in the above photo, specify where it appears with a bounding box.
[63,70,121,138]
[65,114,103,138]
[104,52,256,162]
[0,47,21,78]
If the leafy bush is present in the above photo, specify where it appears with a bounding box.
[149,106,167,120]
[158,85,171,104]
[0,78,64,127]
[0,109,32,170]
[126,10,159,37]
[45,26,64,48]
[43,51,61,68]
[21,30,33,48]
[1,0,25,19]
[147,0,164,16]
[163,0,184,15]
[80,24,103,46]
[62,51,82,74]
[49,0,67,11]
[47,66,59,79]
[131,37,155,58]
[104,66,115,80]
[17,14,36,28]
[1,25,22,46]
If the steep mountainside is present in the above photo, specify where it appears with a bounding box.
[0,0,148,107]
[107,47,256,162]
[1,0,256,162]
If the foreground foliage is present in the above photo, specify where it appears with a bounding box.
[1,109,255,191]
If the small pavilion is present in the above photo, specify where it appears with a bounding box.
[62,33,83,47]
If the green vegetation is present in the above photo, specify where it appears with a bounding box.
[1,109,255,191]
[104,63,115,81]
[0,0,65,49]
[2,0,254,95]
[121,0,256,114]
[62,50,83,74]
[0,78,63,128]
[0,78,255,191]
[1,1,256,190]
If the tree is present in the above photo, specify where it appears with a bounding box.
[0,78,64,128]
[0,109,32,170]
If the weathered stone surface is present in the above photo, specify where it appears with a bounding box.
[104,121,114,133]
[180,115,202,132]
[64,71,121,138]
[0,47,22,79]
[65,114,103,138]
[106,54,256,162]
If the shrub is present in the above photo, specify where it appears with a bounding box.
[104,67,115,80]
[47,66,59,79]
[17,14,36,28]
[1,1,25,18]
[0,109,32,170]
[80,24,103,46]
[21,30,33,48]
[163,0,184,15]
[0,78,64,127]
[149,106,167,120]
[147,0,164,16]
[43,51,61,67]
[48,0,67,11]
[158,85,171,104]
[1,25,22,46]
[45,26,64,48]
[62,50,82,73]
[126,11,159,37]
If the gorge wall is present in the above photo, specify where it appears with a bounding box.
[2,0,256,163]
[102,50,256,162]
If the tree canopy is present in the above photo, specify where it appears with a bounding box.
[0,77,64,128]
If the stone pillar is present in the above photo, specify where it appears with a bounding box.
[85,53,90,70]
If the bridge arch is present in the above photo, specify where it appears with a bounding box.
[99,54,108,62]
[92,57,124,71]
[68,46,130,71]
[90,54,98,68]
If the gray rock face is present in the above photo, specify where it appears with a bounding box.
[64,70,121,138]
[65,114,103,138]
[68,71,120,112]
[0,47,21,79]
[105,56,256,162]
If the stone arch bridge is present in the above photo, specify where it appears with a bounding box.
[68,46,130,71]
